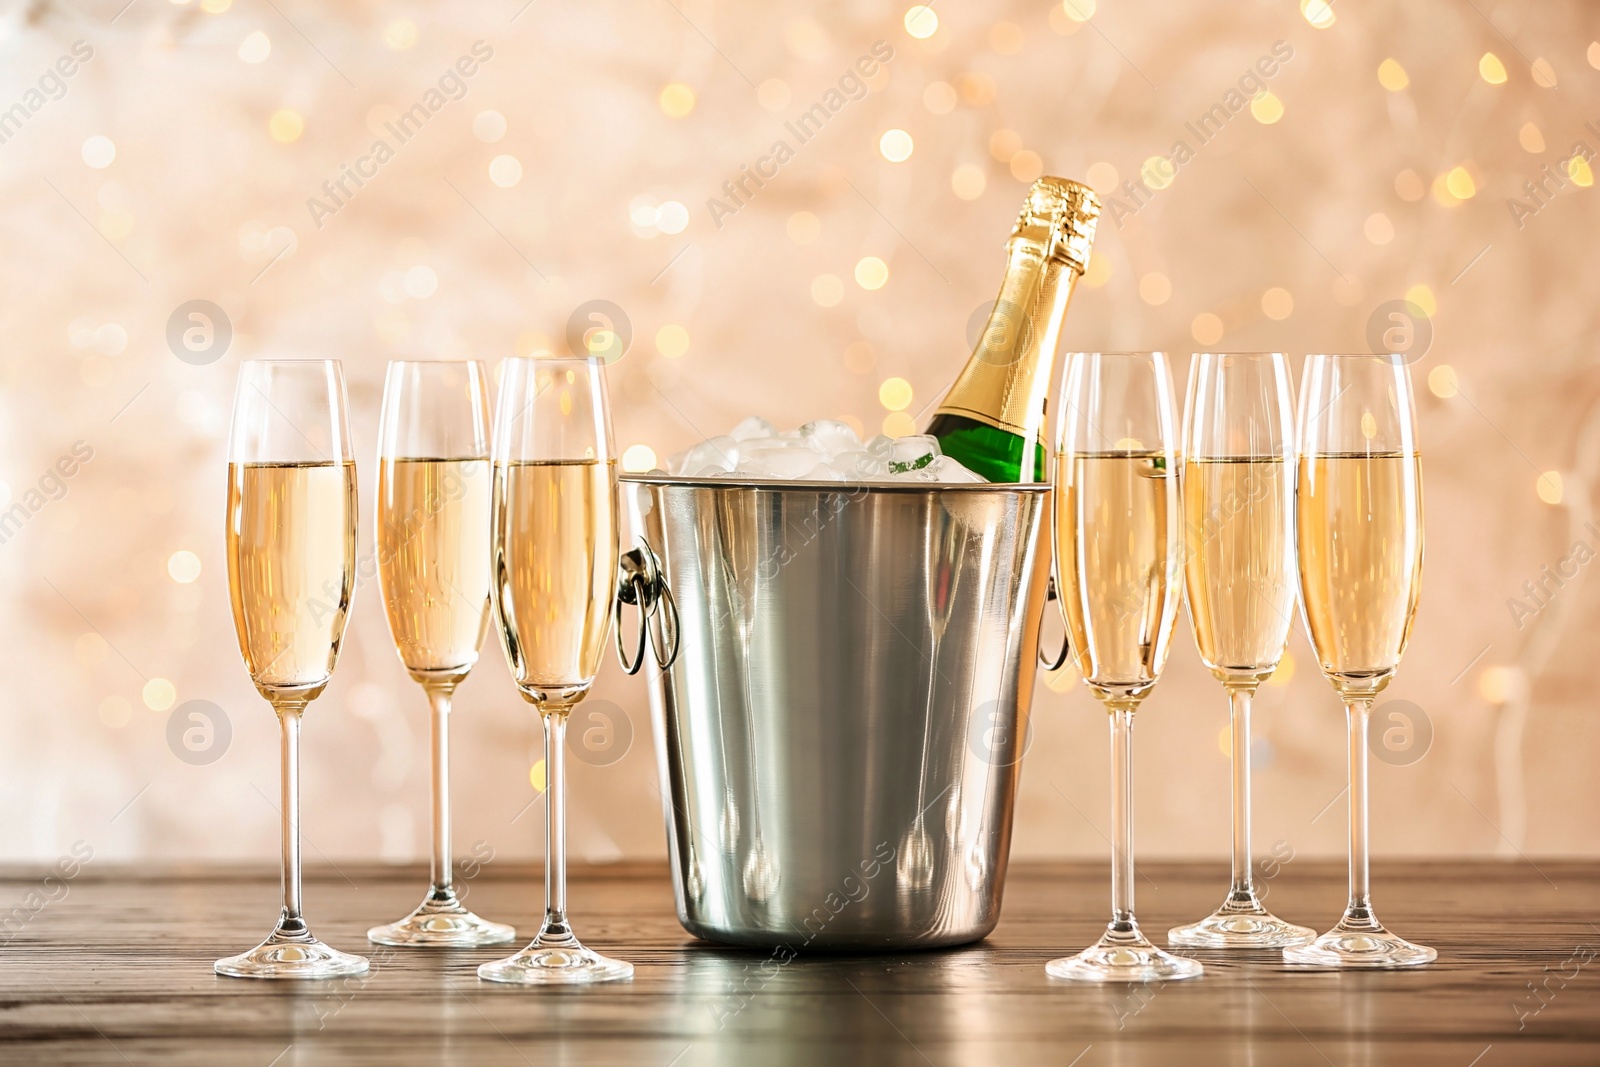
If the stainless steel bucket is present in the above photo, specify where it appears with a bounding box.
[620,475,1052,951]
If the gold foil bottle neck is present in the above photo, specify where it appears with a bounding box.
[1010,176,1100,275]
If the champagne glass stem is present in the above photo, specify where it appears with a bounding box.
[1346,698,1374,924]
[1229,687,1255,902]
[275,701,308,935]
[1109,703,1136,932]
[543,706,572,938]
[426,683,454,898]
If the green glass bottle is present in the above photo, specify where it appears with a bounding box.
[925,177,1100,483]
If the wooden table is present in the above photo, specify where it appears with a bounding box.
[2,859,1596,1064]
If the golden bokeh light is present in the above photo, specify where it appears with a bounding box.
[844,340,877,374]
[958,73,996,106]
[1364,212,1395,244]
[951,164,986,200]
[488,155,522,188]
[1377,58,1409,91]
[1405,284,1437,316]
[1519,122,1545,153]
[1265,651,1294,687]
[655,324,690,358]
[1300,0,1335,29]
[1568,157,1594,187]
[882,411,917,437]
[879,128,914,162]
[855,256,890,290]
[167,550,201,584]
[473,110,507,142]
[1531,57,1558,88]
[1061,0,1096,22]
[811,274,844,307]
[923,81,957,114]
[1085,161,1118,192]
[143,678,176,712]
[530,759,546,792]
[1141,155,1176,190]
[268,109,303,143]
[238,30,270,63]
[622,444,658,473]
[904,5,938,40]
[659,82,696,118]
[1191,312,1224,345]
[1261,287,1293,320]
[990,21,1025,55]
[1537,471,1564,505]
[1394,169,1424,201]
[382,19,418,50]
[81,135,116,169]
[1477,666,1524,705]
[1249,91,1284,124]
[1042,663,1078,693]
[1445,165,1476,200]
[1009,150,1043,182]
[787,211,820,244]
[99,696,132,728]
[1427,364,1458,398]
[1479,52,1507,84]
[1138,272,1171,306]
[878,377,913,411]
[989,129,1022,162]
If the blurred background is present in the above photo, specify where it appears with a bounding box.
[1,0,1597,869]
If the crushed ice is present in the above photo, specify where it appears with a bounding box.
[667,417,986,483]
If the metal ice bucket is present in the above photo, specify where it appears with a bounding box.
[619,474,1052,950]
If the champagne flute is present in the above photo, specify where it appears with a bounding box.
[217,360,369,979]
[367,360,515,948]
[1046,351,1202,983]
[1169,353,1315,949]
[1284,353,1434,968]
[478,357,629,985]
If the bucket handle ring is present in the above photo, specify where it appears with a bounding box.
[1039,575,1071,671]
[615,540,681,675]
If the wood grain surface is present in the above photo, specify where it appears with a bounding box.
[1,859,1596,1065]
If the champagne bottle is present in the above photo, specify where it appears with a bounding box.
[925,177,1100,482]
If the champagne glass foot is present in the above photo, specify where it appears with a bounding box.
[216,929,369,980]
[1047,926,1204,983]
[1169,900,1315,949]
[478,932,632,985]
[1283,920,1435,968]
[368,892,516,947]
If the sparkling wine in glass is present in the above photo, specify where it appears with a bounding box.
[1045,351,1202,983]
[1168,353,1314,950]
[1283,353,1434,968]
[367,360,515,948]
[217,359,369,979]
[478,357,630,985]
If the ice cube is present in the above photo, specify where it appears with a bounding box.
[802,463,849,482]
[736,441,827,479]
[676,435,739,475]
[864,435,895,460]
[832,450,887,479]
[729,416,776,442]
[923,455,986,483]
[800,419,861,456]
[887,434,942,474]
